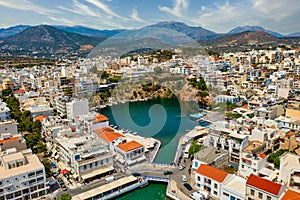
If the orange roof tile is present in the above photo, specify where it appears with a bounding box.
[281,189,300,200]
[93,127,114,134]
[259,153,266,159]
[196,164,229,183]
[0,136,19,144]
[93,114,109,123]
[241,104,248,109]
[97,131,124,143]
[246,174,282,196]
[117,140,143,152]
[14,89,25,93]
[34,115,48,122]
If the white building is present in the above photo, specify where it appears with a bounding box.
[115,140,146,166]
[0,148,48,200]
[66,99,89,120]
[279,153,300,192]
[0,120,18,136]
[246,174,286,200]
[195,164,231,199]
[55,135,114,182]
[221,175,246,200]
[238,152,267,177]
[214,95,239,104]
[76,113,109,133]
[0,101,10,121]
[204,130,249,164]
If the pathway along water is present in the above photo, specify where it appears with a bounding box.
[99,98,198,163]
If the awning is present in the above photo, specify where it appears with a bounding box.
[136,155,146,162]
[61,169,69,174]
[81,166,114,180]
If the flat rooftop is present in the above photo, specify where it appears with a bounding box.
[0,153,44,179]
[223,175,246,195]
[194,146,227,164]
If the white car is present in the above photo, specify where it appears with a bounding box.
[178,165,185,170]
[181,175,187,182]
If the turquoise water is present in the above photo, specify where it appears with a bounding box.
[116,183,168,200]
[100,98,198,163]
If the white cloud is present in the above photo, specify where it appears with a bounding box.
[0,0,55,15]
[58,0,99,17]
[131,8,148,24]
[158,0,189,18]
[85,0,127,20]
[49,17,79,26]
[252,0,300,20]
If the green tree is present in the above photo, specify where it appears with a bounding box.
[25,133,41,149]
[37,141,47,153]
[188,140,203,155]
[59,194,72,200]
[42,158,52,177]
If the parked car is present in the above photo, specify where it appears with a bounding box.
[163,171,173,175]
[51,163,57,169]
[181,175,187,182]
[183,183,193,190]
[178,165,185,170]
[52,172,58,177]
[131,172,141,177]
[61,185,67,191]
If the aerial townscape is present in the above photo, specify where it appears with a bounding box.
[0,1,300,200]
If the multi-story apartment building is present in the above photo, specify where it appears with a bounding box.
[0,148,48,200]
[76,113,109,133]
[279,153,300,193]
[238,151,267,178]
[0,133,27,152]
[66,99,89,120]
[204,129,249,164]
[55,135,114,182]
[54,96,71,118]
[115,140,145,166]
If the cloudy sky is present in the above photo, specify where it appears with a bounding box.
[0,0,299,34]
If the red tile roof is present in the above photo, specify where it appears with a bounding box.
[196,164,229,183]
[281,189,300,200]
[96,131,124,143]
[246,174,282,196]
[117,140,143,152]
[34,115,48,122]
[259,153,266,159]
[93,127,114,134]
[0,136,19,144]
[93,114,108,123]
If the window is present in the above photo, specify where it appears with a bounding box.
[37,177,44,182]
[223,192,229,197]
[258,192,263,199]
[197,176,200,181]
[230,196,236,200]
[214,183,218,189]
[28,172,35,178]
[267,196,271,200]
[250,189,254,196]
[36,170,43,175]
[29,179,36,185]
[89,163,92,168]
[213,191,218,195]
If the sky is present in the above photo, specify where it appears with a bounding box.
[0,0,299,34]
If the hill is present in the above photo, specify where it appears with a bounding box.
[200,31,300,52]
[228,26,283,37]
[0,25,32,38]
[0,25,105,56]
[55,25,125,37]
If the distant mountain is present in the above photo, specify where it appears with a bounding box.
[0,25,32,38]
[228,26,283,38]
[147,21,222,40]
[287,32,300,37]
[0,25,105,51]
[55,25,125,37]
[200,31,300,52]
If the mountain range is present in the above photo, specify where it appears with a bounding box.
[1,22,299,39]
[0,21,299,57]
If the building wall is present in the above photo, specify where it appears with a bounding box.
[194,173,223,199]
[0,121,18,136]
[66,99,89,120]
